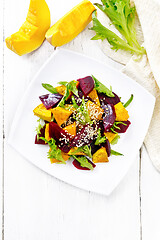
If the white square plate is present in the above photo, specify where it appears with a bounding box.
[8,49,155,195]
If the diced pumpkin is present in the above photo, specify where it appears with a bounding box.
[68,147,85,156]
[56,85,66,96]
[88,89,100,106]
[45,123,51,141]
[50,151,70,163]
[104,132,118,143]
[86,100,104,120]
[93,147,109,163]
[51,107,72,126]
[63,122,76,138]
[114,102,129,121]
[33,104,52,122]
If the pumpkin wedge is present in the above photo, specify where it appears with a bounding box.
[5,0,50,55]
[45,0,95,46]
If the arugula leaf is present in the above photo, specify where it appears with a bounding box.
[95,129,106,145]
[35,118,45,141]
[58,80,78,107]
[90,10,146,56]
[111,149,123,156]
[40,137,66,164]
[73,155,94,170]
[57,81,68,86]
[111,135,120,145]
[123,94,134,108]
[92,75,115,97]
[70,145,92,158]
[42,83,58,94]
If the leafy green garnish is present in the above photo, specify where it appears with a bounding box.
[111,149,123,156]
[73,155,94,170]
[123,94,134,108]
[110,121,127,134]
[35,118,45,141]
[72,96,92,125]
[92,75,114,97]
[40,137,66,164]
[90,9,146,56]
[42,83,58,94]
[58,80,79,107]
[95,129,106,145]
[70,145,92,158]
[111,135,120,145]
[57,81,68,86]
[71,96,79,109]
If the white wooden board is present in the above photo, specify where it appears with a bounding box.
[141,146,160,240]
[3,0,160,239]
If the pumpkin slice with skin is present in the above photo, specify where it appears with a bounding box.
[45,0,95,46]
[51,107,72,126]
[5,0,50,55]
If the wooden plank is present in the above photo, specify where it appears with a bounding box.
[141,146,160,240]
[4,0,141,239]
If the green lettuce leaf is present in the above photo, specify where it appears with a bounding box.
[40,137,66,164]
[111,149,123,156]
[70,145,92,158]
[42,83,58,94]
[58,80,78,107]
[92,75,115,97]
[90,10,146,56]
[35,118,45,141]
[73,156,94,170]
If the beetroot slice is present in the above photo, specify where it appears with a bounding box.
[49,122,72,153]
[71,124,96,148]
[77,76,94,97]
[102,139,111,157]
[98,92,120,106]
[39,93,63,109]
[35,126,46,145]
[72,159,96,170]
[115,120,131,133]
[102,104,116,132]
[90,141,101,155]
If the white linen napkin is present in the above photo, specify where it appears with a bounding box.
[97,0,160,171]
[122,0,160,171]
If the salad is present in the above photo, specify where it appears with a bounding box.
[33,76,133,170]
